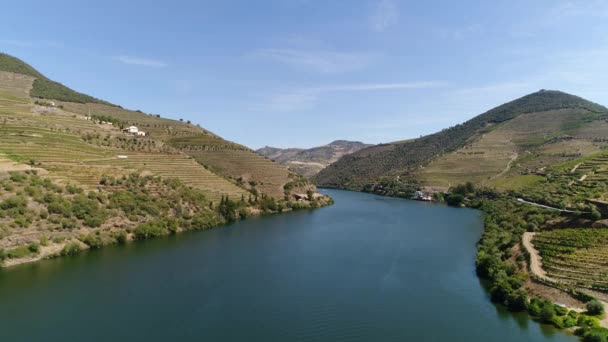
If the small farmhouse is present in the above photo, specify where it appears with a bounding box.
[125,126,139,134]
[122,126,147,136]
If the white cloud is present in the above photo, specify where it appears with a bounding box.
[264,81,447,112]
[252,48,375,74]
[112,55,167,67]
[370,0,399,32]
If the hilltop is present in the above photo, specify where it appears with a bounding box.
[314,90,608,194]
[0,53,330,266]
[257,140,371,177]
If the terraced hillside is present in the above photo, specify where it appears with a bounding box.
[533,229,608,293]
[315,90,608,193]
[421,108,608,190]
[56,104,306,198]
[0,54,313,202]
[0,53,332,268]
[0,71,251,202]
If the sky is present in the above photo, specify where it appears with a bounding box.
[2,0,608,149]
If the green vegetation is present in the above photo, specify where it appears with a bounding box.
[534,229,608,291]
[0,52,331,267]
[0,170,330,265]
[0,53,111,105]
[0,53,45,79]
[588,300,605,316]
[315,90,608,190]
[31,78,112,105]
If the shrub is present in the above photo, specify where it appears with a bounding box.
[1,195,27,211]
[506,289,528,312]
[9,172,27,183]
[133,221,167,240]
[81,234,104,249]
[52,236,66,244]
[60,242,81,256]
[578,315,601,329]
[587,300,605,316]
[446,193,465,207]
[528,298,543,317]
[6,245,32,259]
[28,242,40,253]
[563,315,577,328]
[114,231,128,244]
[554,304,568,316]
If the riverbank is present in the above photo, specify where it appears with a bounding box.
[354,183,607,341]
[0,171,333,268]
[1,196,334,268]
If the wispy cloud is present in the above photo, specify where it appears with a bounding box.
[435,24,482,40]
[252,48,375,74]
[0,39,62,48]
[264,81,447,112]
[112,55,167,67]
[550,0,608,19]
[370,0,399,32]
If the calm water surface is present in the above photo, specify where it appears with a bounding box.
[0,190,576,341]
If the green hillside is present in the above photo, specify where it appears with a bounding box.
[314,90,608,191]
[0,53,329,267]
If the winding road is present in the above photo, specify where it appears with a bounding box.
[516,198,587,214]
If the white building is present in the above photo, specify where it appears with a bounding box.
[137,131,146,137]
[126,126,139,134]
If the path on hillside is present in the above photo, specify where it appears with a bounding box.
[523,232,548,279]
[571,163,581,173]
[516,198,586,213]
[523,232,608,327]
[491,153,519,180]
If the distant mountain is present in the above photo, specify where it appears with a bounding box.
[258,140,371,177]
[314,90,608,194]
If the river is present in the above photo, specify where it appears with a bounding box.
[0,189,576,341]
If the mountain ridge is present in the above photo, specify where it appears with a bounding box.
[257,140,371,177]
[314,90,608,192]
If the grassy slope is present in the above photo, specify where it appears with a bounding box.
[421,108,608,190]
[0,53,310,200]
[0,54,330,267]
[315,90,608,191]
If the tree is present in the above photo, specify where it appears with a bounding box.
[587,299,605,316]
[540,302,556,323]
[307,189,314,201]
[446,194,464,207]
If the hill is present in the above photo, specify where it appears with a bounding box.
[0,53,329,267]
[314,90,608,193]
[257,140,371,177]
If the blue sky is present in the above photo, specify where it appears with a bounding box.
[2,0,608,148]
